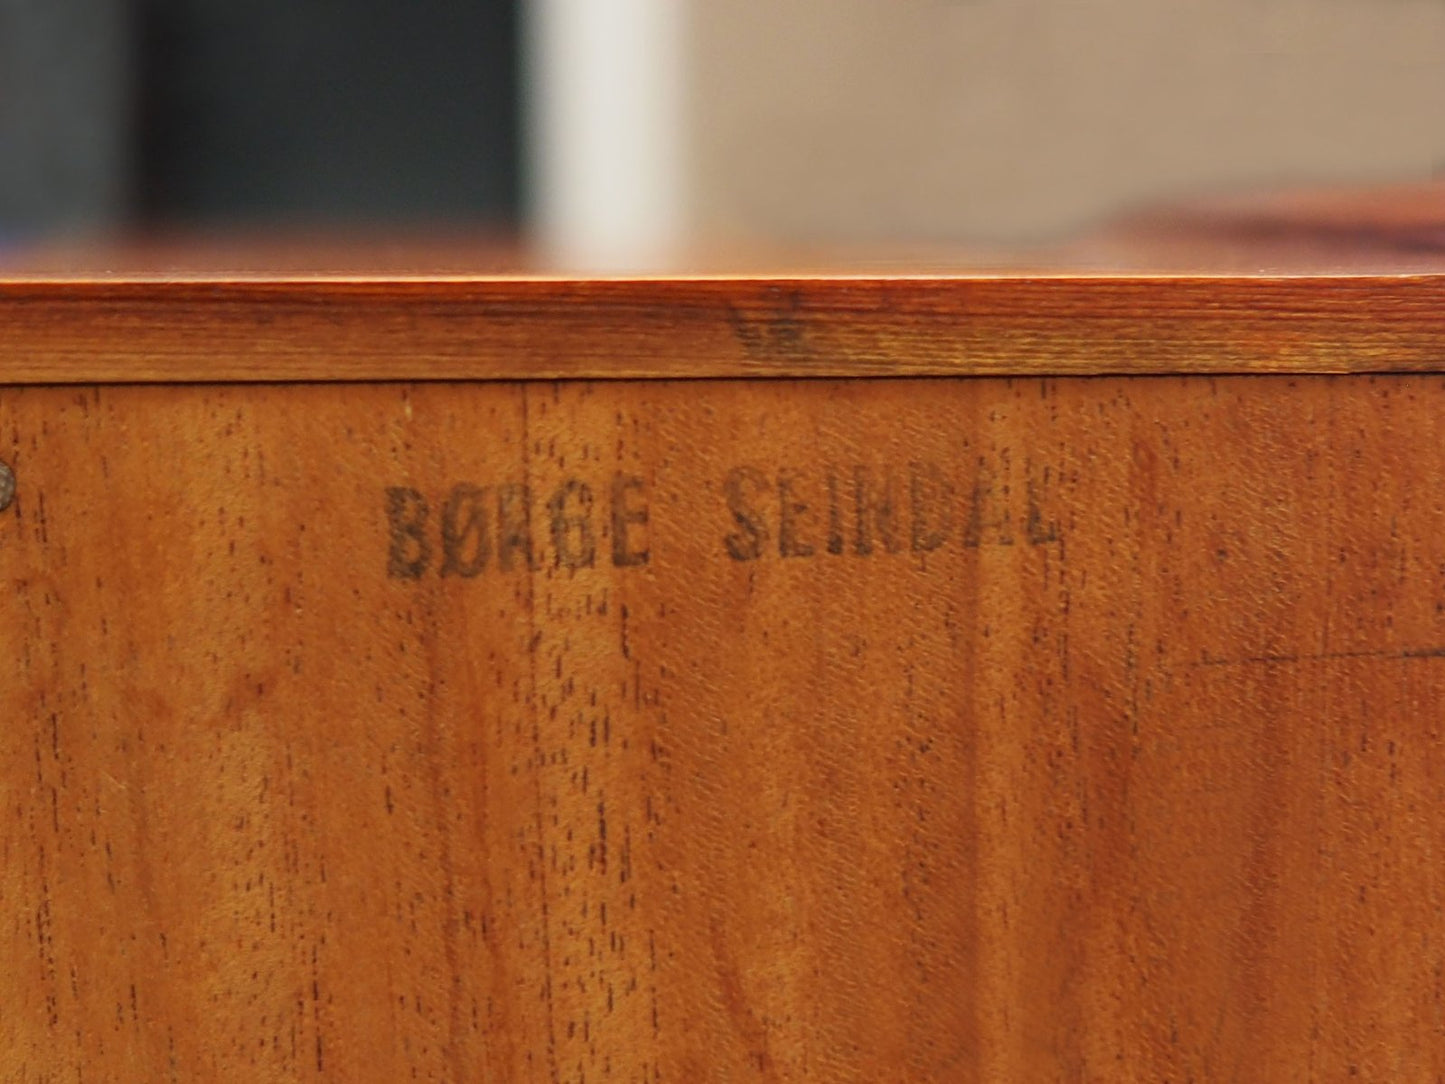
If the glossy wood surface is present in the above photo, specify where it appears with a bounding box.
[5,374,1445,1079]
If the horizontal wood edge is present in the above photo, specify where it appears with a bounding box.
[2,275,1444,383]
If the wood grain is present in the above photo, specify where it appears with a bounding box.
[3,275,1445,382]
[5,374,1445,1079]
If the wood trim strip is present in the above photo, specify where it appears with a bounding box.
[2,275,1443,383]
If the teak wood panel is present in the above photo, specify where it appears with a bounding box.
[4,374,1445,1080]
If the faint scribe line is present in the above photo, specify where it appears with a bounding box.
[1191,645,1445,669]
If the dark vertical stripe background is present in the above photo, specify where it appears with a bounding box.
[1,0,520,234]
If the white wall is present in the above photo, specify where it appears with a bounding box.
[524,0,687,267]
[687,0,1445,243]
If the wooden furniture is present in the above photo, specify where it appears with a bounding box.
[6,200,1445,1078]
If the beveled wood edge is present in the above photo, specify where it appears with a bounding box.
[2,274,1444,384]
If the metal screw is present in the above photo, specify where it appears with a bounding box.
[0,461,14,512]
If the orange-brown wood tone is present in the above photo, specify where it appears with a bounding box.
[6,248,1445,1078]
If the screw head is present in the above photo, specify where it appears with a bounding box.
[0,461,14,512]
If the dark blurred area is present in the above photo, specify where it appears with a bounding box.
[1,0,519,238]
[0,0,131,236]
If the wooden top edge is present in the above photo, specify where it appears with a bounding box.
[2,274,1445,384]
[5,182,1445,382]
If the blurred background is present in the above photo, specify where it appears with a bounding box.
[3,0,1444,265]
